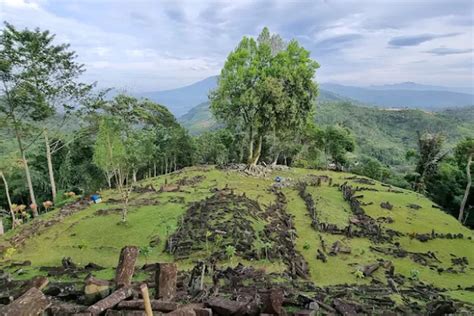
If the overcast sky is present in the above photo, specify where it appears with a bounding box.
[1,0,473,92]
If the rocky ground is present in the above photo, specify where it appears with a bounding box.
[0,166,473,315]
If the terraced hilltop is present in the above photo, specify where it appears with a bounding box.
[1,166,473,314]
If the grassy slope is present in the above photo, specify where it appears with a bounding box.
[1,166,473,303]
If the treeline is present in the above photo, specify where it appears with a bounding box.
[0,23,196,227]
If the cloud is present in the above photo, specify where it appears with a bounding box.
[388,33,460,47]
[0,0,472,90]
[314,34,363,53]
[1,0,40,10]
[425,47,473,56]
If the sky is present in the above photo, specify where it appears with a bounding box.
[1,0,473,92]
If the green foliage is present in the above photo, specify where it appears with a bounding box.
[303,241,310,250]
[210,27,319,165]
[205,230,212,254]
[93,118,126,174]
[405,136,474,226]
[454,137,474,168]
[0,22,89,122]
[415,133,445,184]
[0,22,91,208]
[182,102,474,168]
[139,246,152,263]
[93,117,130,222]
[409,269,420,281]
[353,269,365,279]
[351,156,391,182]
[324,125,355,167]
[225,245,236,263]
[3,247,16,259]
[195,129,240,165]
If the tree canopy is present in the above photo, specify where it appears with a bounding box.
[210,27,319,166]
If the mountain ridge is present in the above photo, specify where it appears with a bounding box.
[320,83,473,110]
[136,76,473,116]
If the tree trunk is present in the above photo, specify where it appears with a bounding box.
[1,171,16,229]
[247,136,254,165]
[17,141,37,216]
[173,155,177,172]
[121,193,128,223]
[44,129,57,202]
[22,152,37,217]
[106,172,112,189]
[165,157,168,174]
[248,135,263,166]
[115,169,130,223]
[12,120,37,215]
[458,153,472,222]
[271,151,280,167]
[154,163,157,177]
[132,170,137,183]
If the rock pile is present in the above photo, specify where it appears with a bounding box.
[168,189,263,260]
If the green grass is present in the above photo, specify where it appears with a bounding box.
[1,166,473,304]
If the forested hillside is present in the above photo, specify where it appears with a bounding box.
[180,101,474,166]
[320,83,474,110]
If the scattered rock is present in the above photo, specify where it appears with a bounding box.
[407,204,422,210]
[362,262,380,277]
[380,201,393,210]
[294,310,316,316]
[84,275,111,304]
[262,288,284,315]
[207,297,244,315]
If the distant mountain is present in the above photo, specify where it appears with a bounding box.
[368,82,473,94]
[138,76,473,116]
[137,76,350,116]
[320,83,473,110]
[137,76,218,117]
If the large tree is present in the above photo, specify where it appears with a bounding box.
[318,125,355,169]
[210,27,319,167]
[409,132,447,193]
[93,117,130,222]
[0,23,88,214]
[455,137,474,223]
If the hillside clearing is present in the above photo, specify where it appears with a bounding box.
[1,166,473,307]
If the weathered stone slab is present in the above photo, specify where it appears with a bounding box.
[115,246,139,287]
[155,263,177,300]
